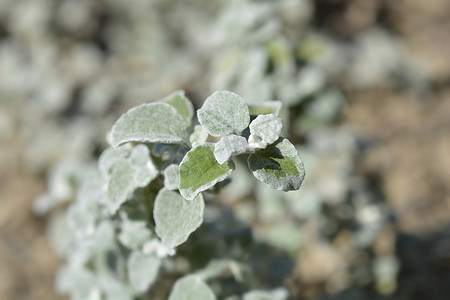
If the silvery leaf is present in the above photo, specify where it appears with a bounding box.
[98,145,130,179]
[163,164,180,190]
[168,275,216,300]
[163,90,194,128]
[189,125,209,147]
[111,102,187,147]
[106,145,158,213]
[154,189,204,249]
[127,251,161,292]
[243,288,288,300]
[118,220,152,250]
[214,135,254,164]
[198,91,250,137]
[248,114,283,149]
[248,138,305,191]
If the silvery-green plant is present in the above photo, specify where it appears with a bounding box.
[39,90,305,300]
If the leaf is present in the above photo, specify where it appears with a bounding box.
[107,160,135,213]
[127,251,161,292]
[196,259,243,281]
[248,138,305,191]
[111,102,187,147]
[163,164,180,190]
[198,91,250,137]
[247,101,282,116]
[98,275,134,300]
[128,144,158,185]
[56,266,98,298]
[168,275,216,300]
[248,114,283,149]
[214,135,254,164]
[106,145,158,213]
[99,145,130,178]
[189,125,209,147]
[118,220,152,250]
[179,144,235,200]
[163,90,194,128]
[154,189,204,249]
[243,288,288,300]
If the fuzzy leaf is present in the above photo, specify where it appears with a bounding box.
[106,145,158,213]
[179,144,235,200]
[98,275,134,300]
[247,101,282,116]
[248,114,283,149]
[189,125,209,147]
[198,91,250,137]
[163,164,180,190]
[99,145,130,178]
[127,251,161,292]
[243,288,288,300]
[118,220,152,250]
[163,90,194,128]
[248,138,305,191]
[214,135,254,164]
[111,102,187,147]
[168,275,216,300]
[154,189,204,249]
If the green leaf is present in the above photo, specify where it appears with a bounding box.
[248,138,305,191]
[168,275,216,300]
[163,164,180,190]
[198,91,250,137]
[163,90,194,128]
[214,135,254,164]
[111,102,187,147]
[118,220,152,250]
[127,251,161,293]
[179,144,235,200]
[247,101,282,116]
[248,114,283,149]
[154,189,204,249]
[189,125,209,147]
[106,145,158,213]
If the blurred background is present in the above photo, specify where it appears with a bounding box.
[0,0,449,299]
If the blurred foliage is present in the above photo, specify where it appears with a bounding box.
[1,0,450,299]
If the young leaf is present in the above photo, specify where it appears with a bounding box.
[154,189,204,249]
[248,138,305,191]
[163,164,180,190]
[111,102,187,147]
[179,144,235,200]
[127,251,161,293]
[163,90,194,128]
[214,135,254,164]
[118,220,152,250]
[189,125,209,147]
[248,114,283,149]
[198,91,250,137]
[168,275,216,300]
